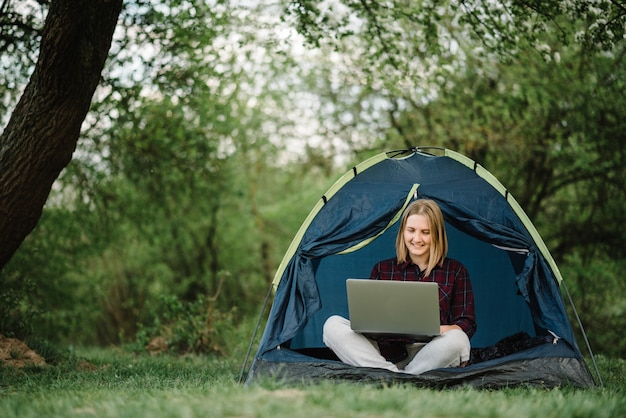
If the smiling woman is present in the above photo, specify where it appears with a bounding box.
[396,200,447,277]
[322,199,476,375]
[402,213,432,271]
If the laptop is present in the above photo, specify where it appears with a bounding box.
[346,278,441,341]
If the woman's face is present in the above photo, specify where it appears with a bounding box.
[403,214,431,264]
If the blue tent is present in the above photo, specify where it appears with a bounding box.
[243,148,597,388]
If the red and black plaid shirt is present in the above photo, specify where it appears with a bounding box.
[370,257,477,339]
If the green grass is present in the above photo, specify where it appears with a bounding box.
[1,348,624,418]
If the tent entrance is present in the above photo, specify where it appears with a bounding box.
[288,222,535,351]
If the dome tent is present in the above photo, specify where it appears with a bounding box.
[242,147,598,388]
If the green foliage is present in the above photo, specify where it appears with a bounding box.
[562,255,626,359]
[286,1,626,59]
[134,292,236,355]
[24,337,70,366]
[0,270,38,340]
[4,206,109,344]
[0,0,46,121]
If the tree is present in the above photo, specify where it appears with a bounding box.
[0,0,123,268]
[287,1,626,58]
[1,0,341,345]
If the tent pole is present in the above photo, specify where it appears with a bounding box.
[238,281,274,384]
[562,280,603,387]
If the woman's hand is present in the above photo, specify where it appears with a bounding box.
[440,324,462,334]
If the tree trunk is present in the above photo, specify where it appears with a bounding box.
[0,0,123,268]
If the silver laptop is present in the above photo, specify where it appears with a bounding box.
[346,279,441,341]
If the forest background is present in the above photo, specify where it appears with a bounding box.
[1,0,625,364]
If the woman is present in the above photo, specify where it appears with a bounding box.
[323,199,477,375]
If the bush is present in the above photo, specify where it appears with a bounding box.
[134,293,237,356]
[561,254,626,359]
[0,270,38,340]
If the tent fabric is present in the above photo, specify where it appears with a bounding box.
[247,343,593,389]
[245,148,595,388]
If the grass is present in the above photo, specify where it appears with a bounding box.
[0,347,624,418]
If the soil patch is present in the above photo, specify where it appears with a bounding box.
[0,334,47,368]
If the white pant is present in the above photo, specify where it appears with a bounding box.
[322,315,470,375]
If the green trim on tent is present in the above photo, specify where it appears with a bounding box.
[271,152,390,290]
[338,183,420,255]
[443,149,563,284]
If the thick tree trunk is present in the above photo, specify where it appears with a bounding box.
[0,0,123,268]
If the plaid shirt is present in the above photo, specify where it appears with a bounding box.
[370,257,477,339]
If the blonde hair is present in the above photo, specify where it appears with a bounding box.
[395,199,448,276]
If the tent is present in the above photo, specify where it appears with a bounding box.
[241,147,598,388]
